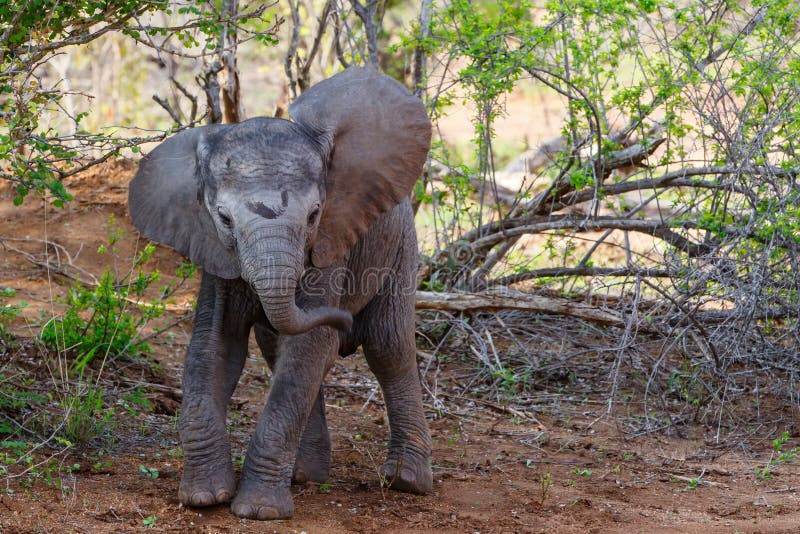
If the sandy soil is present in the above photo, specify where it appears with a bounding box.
[1,161,799,533]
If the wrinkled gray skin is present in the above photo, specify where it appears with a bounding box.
[128,67,432,520]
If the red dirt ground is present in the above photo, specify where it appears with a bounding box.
[1,161,800,533]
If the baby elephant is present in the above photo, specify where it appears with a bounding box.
[128,67,432,519]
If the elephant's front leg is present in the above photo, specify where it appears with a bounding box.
[179,275,250,507]
[254,324,331,484]
[231,326,337,520]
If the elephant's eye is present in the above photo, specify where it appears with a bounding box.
[218,207,233,228]
[307,207,320,226]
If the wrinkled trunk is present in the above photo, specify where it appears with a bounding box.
[240,232,352,336]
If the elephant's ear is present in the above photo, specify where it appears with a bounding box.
[128,126,241,279]
[288,66,431,268]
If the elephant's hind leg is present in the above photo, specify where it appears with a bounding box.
[254,324,332,484]
[291,387,331,483]
[179,275,252,507]
[361,290,433,495]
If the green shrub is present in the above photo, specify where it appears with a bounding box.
[59,384,115,447]
[40,269,158,370]
[37,224,193,372]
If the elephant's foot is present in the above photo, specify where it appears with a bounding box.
[292,455,330,484]
[179,460,236,507]
[179,397,238,507]
[231,481,294,520]
[292,439,331,483]
[379,450,433,494]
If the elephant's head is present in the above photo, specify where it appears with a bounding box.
[128,67,431,335]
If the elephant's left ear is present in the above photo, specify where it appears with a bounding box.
[288,66,431,268]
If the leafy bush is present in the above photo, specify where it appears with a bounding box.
[39,219,195,371]
[40,268,160,370]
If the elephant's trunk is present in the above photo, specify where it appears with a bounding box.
[241,235,352,336]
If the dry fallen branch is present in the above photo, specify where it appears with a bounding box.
[550,172,761,213]
[0,236,98,286]
[416,288,626,326]
[415,288,792,331]
[424,135,670,279]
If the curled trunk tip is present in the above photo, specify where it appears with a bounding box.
[241,239,351,335]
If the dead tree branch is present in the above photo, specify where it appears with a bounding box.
[414,0,434,97]
[219,0,245,123]
[285,0,334,98]
[349,0,379,68]
[416,289,626,326]
[198,61,224,124]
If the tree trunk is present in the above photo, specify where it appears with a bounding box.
[220,0,245,123]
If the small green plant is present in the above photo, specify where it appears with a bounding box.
[139,465,159,479]
[120,388,153,416]
[573,468,592,477]
[447,427,461,447]
[143,515,157,527]
[525,459,536,469]
[60,384,115,446]
[40,268,159,371]
[539,471,553,504]
[0,440,80,488]
[491,365,520,395]
[0,382,46,435]
[318,483,332,492]
[1,440,31,472]
[92,458,112,473]
[756,431,799,479]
